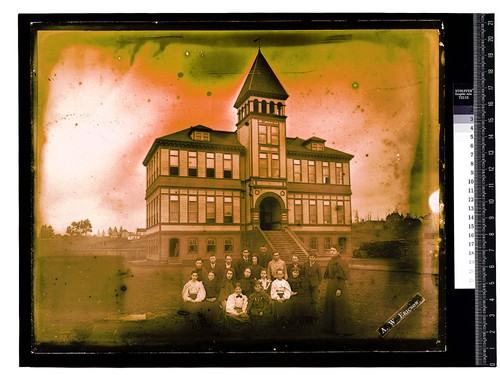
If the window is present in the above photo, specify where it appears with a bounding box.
[309,237,318,251]
[338,237,347,253]
[294,199,303,224]
[322,161,330,183]
[259,153,268,178]
[277,102,284,115]
[193,131,210,141]
[293,159,301,182]
[253,99,259,113]
[309,200,317,224]
[188,196,197,223]
[323,200,331,224]
[262,100,267,113]
[258,125,267,144]
[270,126,278,145]
[188,151,197,177]
[223,197,233,223]
[223,154,232,179]
[269,101,275,114]
[224,238,234,252]
[188,238,198,253]
[169,238,180,257]
[308,160,316,183]
[169,150,179,176]
[206,196,215,224]
[207,238,216,252]
[271,154,280,178]
[169,195,179,223]
[206,153,215,178]
[324,237,333,250]
[336,163,344,184]
[337,201,345,224]
[312,143,324,151]
[259,124,278,145]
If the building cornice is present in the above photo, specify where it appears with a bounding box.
[144,139,246,165]
[286,150,353,161]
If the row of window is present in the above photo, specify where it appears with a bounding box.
[147,237,235,257]
[147,150,238,188]
[170,150,234,179]
[146,151,160,187]
[299,236,348,253]
[149,235,346,258]
[291,159,348,185]
[237,99,286,121]
[147,237,160,256]
[187,237,234,253]
[147,194,239,226]
[148,148,349,187]
[289,196,351,225]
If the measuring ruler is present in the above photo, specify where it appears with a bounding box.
[473,13,496,367]
[453,13,496,367]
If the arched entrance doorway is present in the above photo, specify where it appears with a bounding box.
[259,196,282,230]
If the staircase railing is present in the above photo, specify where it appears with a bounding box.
[284,226,310,258]
[254,226,277,254]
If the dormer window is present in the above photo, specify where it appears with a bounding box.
[311,143,324,151]
[303,136,326,151]
[193,131,210,141]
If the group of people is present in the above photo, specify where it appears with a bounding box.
[181,246,354,335]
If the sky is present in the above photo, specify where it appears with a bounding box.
[34,27,441,235]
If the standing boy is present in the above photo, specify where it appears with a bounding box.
[303,252,322,319]
[268,251,288,280]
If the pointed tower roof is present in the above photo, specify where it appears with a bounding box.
[234,50,289,108]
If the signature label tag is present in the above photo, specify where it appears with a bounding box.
[377,293,426,337]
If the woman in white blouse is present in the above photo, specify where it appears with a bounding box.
[225,283,251,329]
[181,270,206,325]
[270,268,292,327]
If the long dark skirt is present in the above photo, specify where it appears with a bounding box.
[225,312,251,330]
[181,300,205,327]
[202,299,222,326]
[322,278,355,335]
[289,294,313,322]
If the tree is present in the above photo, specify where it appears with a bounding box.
[66,219,93,236]
[39,224,56,239]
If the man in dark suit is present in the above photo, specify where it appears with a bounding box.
[258,245,272,269]
[287,254,304,277]
[303,252,322,319]
[193,257,209,284]
[206,255,225,282]
[235,248,252,279]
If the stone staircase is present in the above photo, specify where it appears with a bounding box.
[262,230,309,263]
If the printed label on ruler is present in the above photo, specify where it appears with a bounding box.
[453,86,475,289]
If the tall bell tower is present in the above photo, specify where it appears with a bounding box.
[235,50,289,231]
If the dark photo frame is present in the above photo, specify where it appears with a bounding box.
[19,13,491,367]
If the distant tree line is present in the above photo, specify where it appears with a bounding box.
[38,220,132,239]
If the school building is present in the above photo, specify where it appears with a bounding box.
[143,50,354,263]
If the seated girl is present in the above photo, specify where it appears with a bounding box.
[225,283,251,330]
[181,270,206,326]
[218,268,236,319]
[258,269,272,294]
[270,269,292,328]
[247,281,273,331]
[203,270,222,327]
[238,267,255,296]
